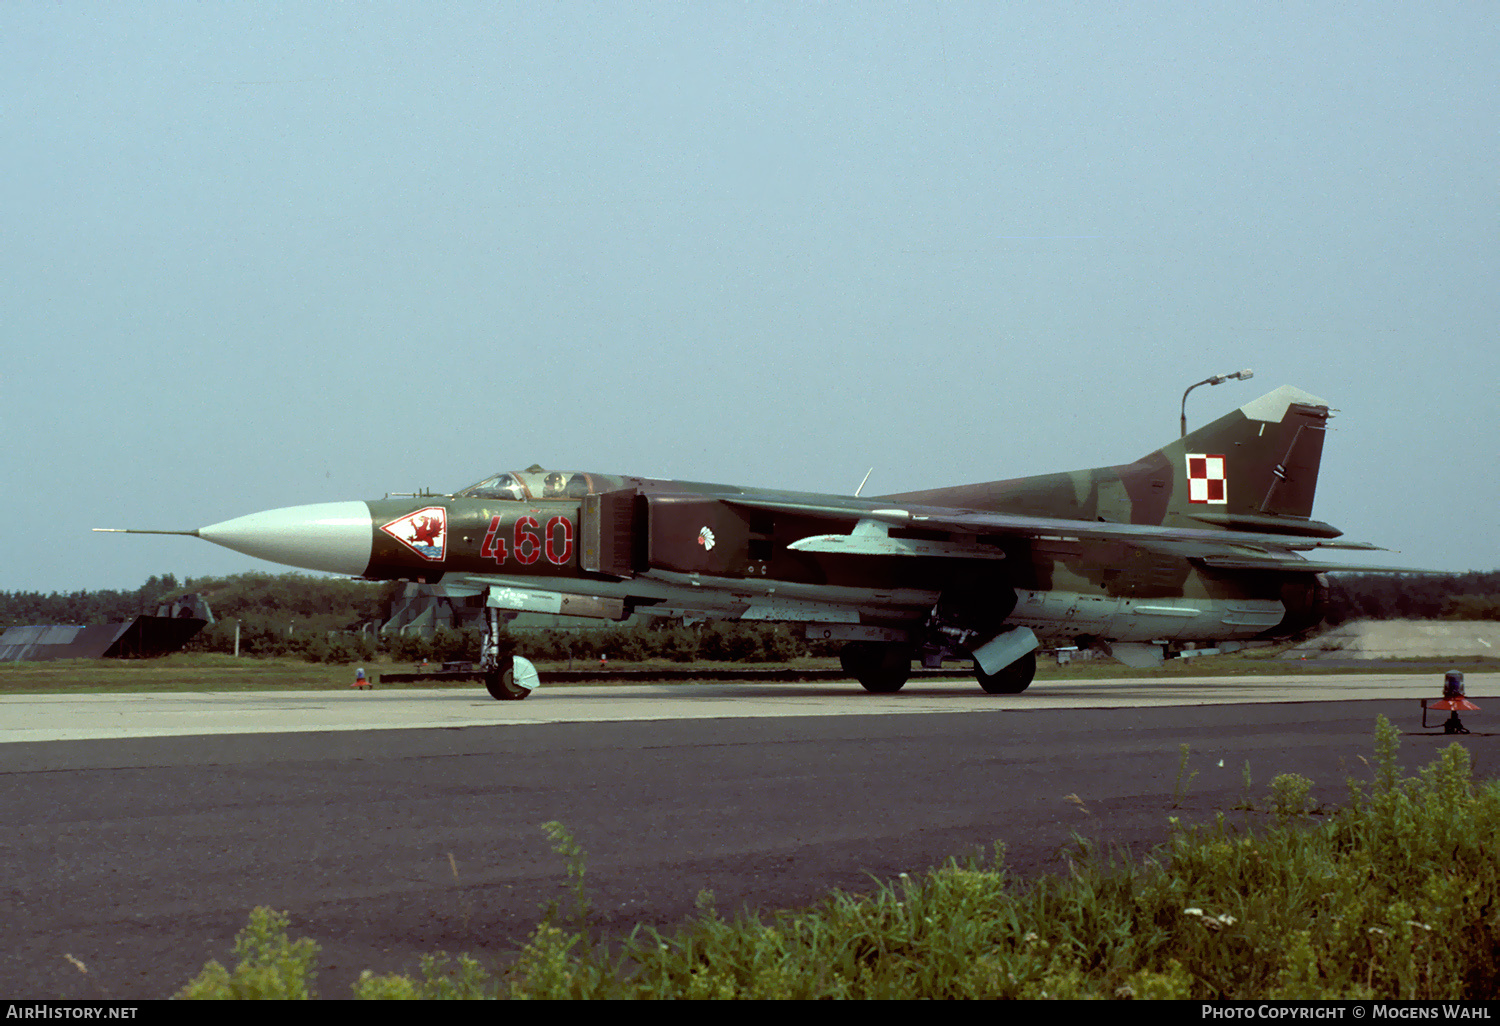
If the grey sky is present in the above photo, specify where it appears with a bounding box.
[3,2,1495,593]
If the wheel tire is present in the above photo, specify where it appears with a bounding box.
[484,668,530,701]
[843,642,912,694]
[859,670,908,694]
[839,642,873,677]
[976,651,1036,694]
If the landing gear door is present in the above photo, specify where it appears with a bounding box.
[581,488,639,578]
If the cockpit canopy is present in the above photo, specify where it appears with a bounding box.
[456,468,626,501]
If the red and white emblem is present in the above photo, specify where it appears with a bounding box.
[1185,454,1227,504]
[381,506,447,561]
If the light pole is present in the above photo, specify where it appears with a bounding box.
[1181,369,1254,437]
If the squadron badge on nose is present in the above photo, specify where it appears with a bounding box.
[382,507,448,560]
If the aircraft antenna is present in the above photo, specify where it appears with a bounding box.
[854,468,874,497]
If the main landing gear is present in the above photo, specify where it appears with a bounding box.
[976,651,1036,694]
[839,641,1037,695]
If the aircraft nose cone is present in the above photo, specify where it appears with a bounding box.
[198,502,373,576]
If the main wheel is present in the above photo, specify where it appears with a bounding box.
[976,652,1036,694]
[842,641,912,694]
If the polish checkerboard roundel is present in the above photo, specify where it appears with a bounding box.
[1185,454,1227,504]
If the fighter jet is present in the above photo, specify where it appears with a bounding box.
[102,385,1416,700]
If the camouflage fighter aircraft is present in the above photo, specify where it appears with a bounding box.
[102,385,1416,699]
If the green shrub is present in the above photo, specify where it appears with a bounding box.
[177,907,319,999]
[353,955,498,1000]
[1267,772,1314,819]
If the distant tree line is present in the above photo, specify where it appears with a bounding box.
[3,569,1497,664]
[0,574,189,628]
[502,621,815,665]
[0,573,400,662]
[189,620,819,666]
[1324,571,1500,625]
[0,572,819,664]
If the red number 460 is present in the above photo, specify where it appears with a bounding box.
[481,515,573,567]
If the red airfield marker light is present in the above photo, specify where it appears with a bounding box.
[1421,670,1477,734]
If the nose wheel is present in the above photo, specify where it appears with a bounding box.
[484,655,540,701]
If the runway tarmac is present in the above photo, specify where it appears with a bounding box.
[0,671,1494,999]
[3,671,1493,744]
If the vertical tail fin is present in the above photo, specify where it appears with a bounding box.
[882,384,1339,535]
[1153,384,1333,531]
